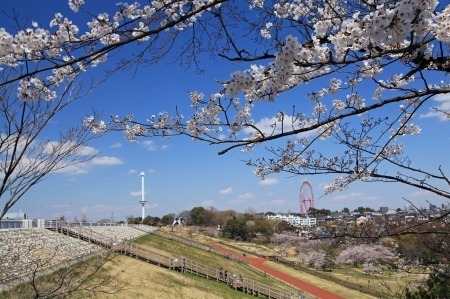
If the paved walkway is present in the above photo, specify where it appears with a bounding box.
[209,243,345,299]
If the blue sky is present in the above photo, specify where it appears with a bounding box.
[2,0,449,221]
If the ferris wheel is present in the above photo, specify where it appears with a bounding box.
[300,180,314,215]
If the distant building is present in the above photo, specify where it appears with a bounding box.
[406,209,418,217]
[380,207,389,213]
[385,209,398,216]
[1,211,28,220]
[266,214,317,227]
[367,212,383,220]
[0,211,45,229]
[405,204,415,211]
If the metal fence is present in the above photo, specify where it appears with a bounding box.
[118,243,302,299]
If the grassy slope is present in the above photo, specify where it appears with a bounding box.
[195,230,418,297]
[264,261,377,299]
[210,240,377,299]
[133,234,294,292]
[74,255,255,299]
[164,229,382,298]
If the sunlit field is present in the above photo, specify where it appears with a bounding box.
[164,226,424,298]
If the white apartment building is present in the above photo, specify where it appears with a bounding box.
[267,214,317,227]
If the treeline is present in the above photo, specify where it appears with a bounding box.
[127,207,297,241]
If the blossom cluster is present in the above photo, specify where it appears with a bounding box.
[2,0,450,197]
[83,116,106,134]
[1,0,223,103]
[110,114,148,142]
[260,22,273,39]
[435,5,450,42]
[17,77,56,102]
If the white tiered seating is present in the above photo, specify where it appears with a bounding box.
[0,228,101,284]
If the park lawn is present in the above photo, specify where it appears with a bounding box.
[165,233,378,299]
[210,234,423,296]
[226,241,281,257]
[160,227,277,258]
[162,227,209,241]
[133,234,294,293]
[73,255,255,299]
[333,266,421,295]
[210,242,262,259]
[264,261,378,299]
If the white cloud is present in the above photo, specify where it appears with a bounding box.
[43,142,99,156]
[269,199,286,205]
[243,117,281,135]
[146,169,155,174]
[56,163,90,175]
[219,187,233,195]
[202,200,215,207]
[142,140,157,151]
[78,145,100,156]
[331,192,363,202]
[419,94,450,121]
[131,191,143,197]
[91,156,123,165]
[244,116,315,138]
[128,169,137,174]
[56,155,123,175]
[238,192,255,200]
[110,142,122,148]
[229,192,255,205]
[331,192,380,202]
[259,178,279,186]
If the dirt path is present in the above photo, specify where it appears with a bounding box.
[209,243,345,299]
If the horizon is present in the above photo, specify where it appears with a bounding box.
[5,201,447,223]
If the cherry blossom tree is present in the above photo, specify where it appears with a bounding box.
[295,238,337,270]
[270,233,306,245]
[0,0,226,216]
[2,0,449,214]
[2,2,450,295]
[337,244,397,267]
[303,250,326,269]
[0,68,100,219]
[109,0,450,206]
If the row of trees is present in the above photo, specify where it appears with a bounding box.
[292,234,449,298]
[220,215,281,241]
[126,206,297,241]
[307,206,376,217]
[126,214,175,226]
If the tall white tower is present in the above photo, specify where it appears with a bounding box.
[139,172,146,221]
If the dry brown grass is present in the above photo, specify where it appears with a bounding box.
[264,261,377,299]
[74,255,254,299]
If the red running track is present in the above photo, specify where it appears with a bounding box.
[209,243,345,299]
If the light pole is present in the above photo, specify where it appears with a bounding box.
[139,172,146,222]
